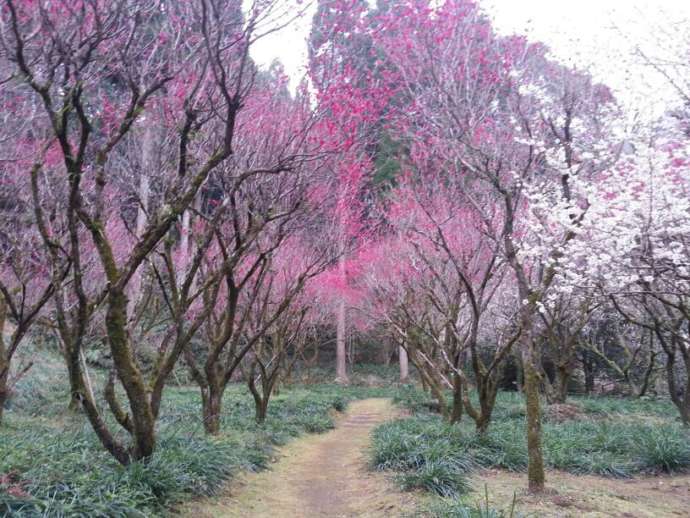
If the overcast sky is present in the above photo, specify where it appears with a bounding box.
[251,0,690,116]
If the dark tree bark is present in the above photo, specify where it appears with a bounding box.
[522,343,545,492]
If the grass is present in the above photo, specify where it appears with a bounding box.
[288,362,415,386]
[1,345,402,517]
[393,383,438,414]
[1,386,359,517]
[371,414,475,497]
[420,487,518,518]
[373,387,690,503]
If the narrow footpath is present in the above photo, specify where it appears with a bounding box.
[183,398,415,518]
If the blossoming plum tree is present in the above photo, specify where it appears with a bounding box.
[0,0,313,463]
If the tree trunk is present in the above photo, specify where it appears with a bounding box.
[581,351,595,395]
[677,352,690,427]
[427,377,450,419]
[553,365,570,404]
[633,350,656,398]
[462,374,499,435]
[335,257,349,384]
[248,367,273,425]
[66,357,83,412]
[255,398,269,423]
[522,345,545,492]
[681,358,690,426]
[0,368,8,425]
[515,354,524,393]
[0,300,8,425]
[476,412,491,435]
[203,382,224,435]
[65,337,132,464]
[54,332,82,411]
[399,346,409,383]
[450,372,463,424]
[179,210,191,275]
[105,289,156,460]
[412,354,449,418]
[128,124,152,318]
[468,387,494,434]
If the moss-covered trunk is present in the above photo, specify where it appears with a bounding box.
[105,289,156,460]
[64,335,132,464]
[450,372,463,424]
[65,353,84,412]
[202,381,224,435]
[553,365,570,404]
[421,367,450,419]
[0,369,7,425]
[248,363,278,425]
[476,386,497,435]
[677,352,690,427]
[522,345,545,492]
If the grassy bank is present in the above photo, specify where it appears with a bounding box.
[0,347,401,517]
[372,387,690,509]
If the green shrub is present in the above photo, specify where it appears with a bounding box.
[421,486,518,518]
[575,396,677,419]
[393,384,437,414]
[423,500,509,518]
[397,459,471,497]
[371,416,473,497]
[633,425,690,473]
[0,423,254,517]
[374,387,690,502]
[331,395,347,412]
[467,422,527,472]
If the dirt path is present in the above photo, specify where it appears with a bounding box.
[182,398,415,518]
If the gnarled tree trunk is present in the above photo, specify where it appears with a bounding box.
[202,379,225,435]
[105,289,156,460]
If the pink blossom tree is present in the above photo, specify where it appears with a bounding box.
[0,0,312,464]
[179,67,333,434]
[242,235,333,423]
[308,0,397,383]
[350,0,622,490]
[0,146,60,424]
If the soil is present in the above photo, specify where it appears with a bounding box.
[180,398,415,518]
[471,468,690,517]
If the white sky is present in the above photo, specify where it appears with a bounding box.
[251,0,690,116]
[485,0,690,117]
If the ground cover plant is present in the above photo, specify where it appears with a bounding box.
[0,347,398,517]
[373,388,690,500]
[416,489,518,518]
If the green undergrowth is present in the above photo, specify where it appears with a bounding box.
[1,387,350,516]
[393,385,680,422]
[288,362,415,386]
[1,353,401,517]
[375,387,690,501]
[417,488,518,518]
